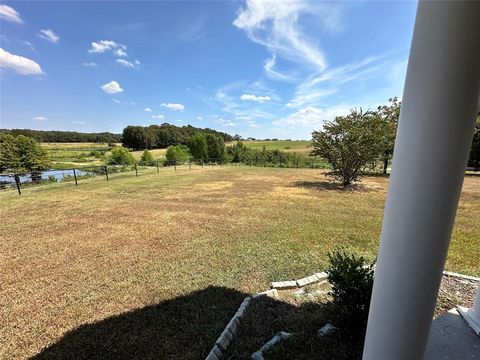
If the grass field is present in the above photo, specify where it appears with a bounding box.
[40,142,112,169]
[227,140,311,153]
[0,167,478,359]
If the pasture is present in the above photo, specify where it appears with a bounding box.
[0,166,478,359]
[228,140,311,153]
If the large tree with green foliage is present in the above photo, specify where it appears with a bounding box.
[205,133,226,161]
[14,135,51,173]
[376,97,401,174]
[165,145,189,163]
[311,109,387,187]
[0,133,19,172]
[188,133,208,161]
[108,147,135,165]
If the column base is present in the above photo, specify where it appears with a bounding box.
[458,306,480,336]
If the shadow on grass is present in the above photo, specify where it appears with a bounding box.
[293,180,373,192]
[30,286,365,360]
[30,286,247,360]
[224,296,365,360]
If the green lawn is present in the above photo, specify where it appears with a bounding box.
[227,140,311,153]
[0,166,478,359]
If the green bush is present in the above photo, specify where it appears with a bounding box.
[108,147,135,165]
[326,250,374,334]
[165,145,189,163]
[140,150,154,165]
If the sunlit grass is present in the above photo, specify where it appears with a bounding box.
[0,167,478,359]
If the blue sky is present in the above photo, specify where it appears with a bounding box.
[0,1,417,139]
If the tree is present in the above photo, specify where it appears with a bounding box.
[376,97,401,174]
[122,126,147,150]
[0,133,19,172]
[188,133,208,161]
[311,109,386,187]
[468,114,480,170]
[140,150,154,164]
[205,133,226,161]
[15,135,51,173]
[108,147,135,165]
[165,145,189,163]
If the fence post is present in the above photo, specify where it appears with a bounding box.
[156,161,159,173]
[14,174,21,195]
[73,168,78,186]
[174,160,177,171]
[135,163,138,176]
[104,165,109,181]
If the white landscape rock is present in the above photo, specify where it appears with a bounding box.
[251,332,294,360]
[317,323,338,337]
[271,280,297,289]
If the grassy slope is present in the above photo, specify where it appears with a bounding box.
[227,140,311,153]
[0,167,478,359]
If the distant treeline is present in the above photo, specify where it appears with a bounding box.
[122,123,234,150]
[0,129,121,143]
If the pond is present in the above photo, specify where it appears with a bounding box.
[0,169,92,187]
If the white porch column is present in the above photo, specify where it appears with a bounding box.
[458,284,480,336]
[362,1,480,360]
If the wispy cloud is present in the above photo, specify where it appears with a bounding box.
[151,114,165,120]
[72,121,86,125]
[0,48,44,75]
[112,98,121,104]
[216,117,236,127]
[263,54,298,82]
[161,102,185,111]
[274,104,351,128]
[233,0,330,71]
[89,40,127,56]
[37,29,60,43]
[116,58,140,69]
[0,4,23,24]
[32,116,47,122]
[82,62,98,67]
[240,94,271,102]
[144,107,152,112]
[101,80,123,94]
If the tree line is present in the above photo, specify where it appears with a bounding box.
[122,123,234,150]
[0,129,121,144]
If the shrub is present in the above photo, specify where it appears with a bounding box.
[47,175,57,183]
[326,250,374,334]
[108,147,135,165]
[140,150,154,164]
[165,145,189,163]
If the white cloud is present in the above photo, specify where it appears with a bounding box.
[196,116,203,120]
[274,105,351,128]
[116,58,139,68]
[161,102,185,111]
[32,116,47,121]
[101,80,123,94]
[72,121,86,125]
[88,40,127,55]
[0,4,23,24]
[0,48,43,75]
[144,107,152,112]
[82,62,98,67]
[233,0,329,71]
[151,114,165,120]
[216,117,236,127]
[114,48,127,57]
[112,98,121,103]
[240,94,271,102]
[37,29,59,43]
[263,54,297,82]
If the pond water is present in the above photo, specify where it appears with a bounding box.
[0,169,92,186]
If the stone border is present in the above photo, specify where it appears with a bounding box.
[271,271,329,290]
[443,271,480,282]
[205,269,477,359]
[205,271,327,359]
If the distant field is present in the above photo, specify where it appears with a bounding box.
[40,142,111,169]
[0,167,478,359]
[228,140,311,153]
[130,148,167,161]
